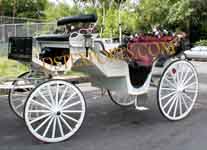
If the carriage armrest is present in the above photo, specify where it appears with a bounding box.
[57,14,97,26]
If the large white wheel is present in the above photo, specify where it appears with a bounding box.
[158,60,199,121]
[24,80,86,143]
[9,72,33,119]
[107,90,135,107]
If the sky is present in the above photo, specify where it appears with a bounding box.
[48,0,74,5]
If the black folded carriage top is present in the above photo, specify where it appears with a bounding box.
[36,34,69,41]
[57,14,97,26]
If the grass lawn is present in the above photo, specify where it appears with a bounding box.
[0,56,87,79]
[0,57,28,78]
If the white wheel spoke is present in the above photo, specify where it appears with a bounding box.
[30,113,51,124]
[61,92,77,107]
[56,83,59,105]
[62,110,83,113]
[38,91,52,107]
[62,113,79,123]
[182,67,190,84]
[185,89,196,93]
[28,110,51,113]
[183,82,196,89]
[12,95,28,99]
[183,71,194,86]
[15,103,24,110]
[63,101,81,110]
[43,117,54,137]
[167,95,177,115]
[60,116,73,131]
[170,71,177,85]
[181,94,189,110]
[179,64,184,83]
[35,115,52,132]
[58,86,69,106]
[160,91,176,100]
[161,87,176,91]
[31,99,50,110]
[48,85,55,106]
[52,117,57,138]
[175,66,180,83]
[173,96,179,117]
[163,94,176,109]
[182,93,193,102]
[178,96,183,116]
[57,117,64,137]
[164,77,176,89]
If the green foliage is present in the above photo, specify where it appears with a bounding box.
[1,0,48,19]
[44,3,81,21]
[1,0,206,40]
[137,0,170,31]
[167,0,193,31]
[195,40,207,46]
[102,8,119,37]
[190,0,207,25]
[136,0,207,38]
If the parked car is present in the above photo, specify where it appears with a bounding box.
[185,46,207,60]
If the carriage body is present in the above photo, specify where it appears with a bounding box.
[7,14,199,143]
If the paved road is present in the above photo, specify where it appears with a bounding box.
[0,61,207,150]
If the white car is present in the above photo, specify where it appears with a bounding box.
[185,46,207,60]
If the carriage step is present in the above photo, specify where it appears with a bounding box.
[135,106,149,111]
[135,94,149,111]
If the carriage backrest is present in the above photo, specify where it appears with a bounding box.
[127,36,177,66]
[8,37,33,62]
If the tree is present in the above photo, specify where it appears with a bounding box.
[0,0,3,16]
[136,0,170,31]
[135,0,207,43]
[167,0,192,31]
[44,2,81,21]
[189,0,207,42]
[1,0,48,19]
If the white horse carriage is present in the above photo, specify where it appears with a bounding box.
[7,14,199,143]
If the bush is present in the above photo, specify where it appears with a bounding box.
[195,40,207,46]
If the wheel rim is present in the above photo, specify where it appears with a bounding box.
[108,90,135,107]
[9,73,33,118]
[158,60,198,120]
[24,80,86,143]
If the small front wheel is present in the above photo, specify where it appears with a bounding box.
[24,80,86,143]
[9,72,32,119]
[107,90,135,107]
